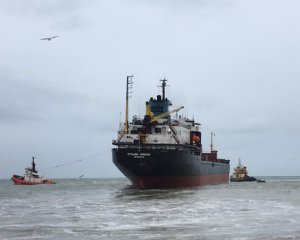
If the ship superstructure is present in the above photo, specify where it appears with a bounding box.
[112,77,230,189]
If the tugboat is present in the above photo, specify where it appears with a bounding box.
[11,156,55,185]
[230,158,257,182]
[112,77,230,189]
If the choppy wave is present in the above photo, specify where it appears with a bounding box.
[1,178,300,239]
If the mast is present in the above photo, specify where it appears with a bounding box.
[32,156,37,173]
[210,132,215,152]
[160,78,167,100]
[125,75,133,134]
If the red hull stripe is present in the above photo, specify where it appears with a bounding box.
[11,176,55,185]
[131,174,229,189]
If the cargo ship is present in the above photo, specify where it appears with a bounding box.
[112,77,230,189]
[11,156,55,185]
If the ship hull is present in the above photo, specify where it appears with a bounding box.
[112,147,230,189]
[230,176,257,182]
[11,175,56,185]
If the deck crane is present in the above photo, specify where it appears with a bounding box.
[150,106,184,123]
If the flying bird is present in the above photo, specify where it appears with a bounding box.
[40,35,59,41]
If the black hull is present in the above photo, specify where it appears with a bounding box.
[112,147,230,189]
[230,176,257,182]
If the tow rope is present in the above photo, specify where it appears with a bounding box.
[39,151,111,171]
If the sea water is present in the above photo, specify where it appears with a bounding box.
[1,177,300,240]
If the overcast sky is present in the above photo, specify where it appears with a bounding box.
[1,0,299,179]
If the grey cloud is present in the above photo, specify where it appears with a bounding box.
[130,0,234,8]
[1,0,300,178]
[0,73,86,124]
[0,0,92,31]
[50,14,88,31]
[221,116,271,135]
[0,0,87,17]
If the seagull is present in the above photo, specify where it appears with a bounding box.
[40,35,59,41]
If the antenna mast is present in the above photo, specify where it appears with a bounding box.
[160,78,167,100]
[32,155,37,173]
[210,132,215,152]
[125,75,133,134]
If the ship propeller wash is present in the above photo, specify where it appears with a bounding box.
[112,77,230,189]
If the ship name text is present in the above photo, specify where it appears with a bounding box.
[127,152,151,158]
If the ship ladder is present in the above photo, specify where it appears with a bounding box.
[169,124,180,144]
